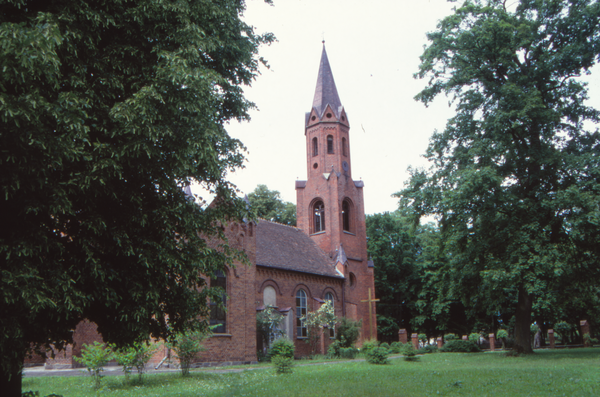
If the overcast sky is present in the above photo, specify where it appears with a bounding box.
[193,0,600,215]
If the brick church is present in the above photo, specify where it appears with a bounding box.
[33,45,376,369]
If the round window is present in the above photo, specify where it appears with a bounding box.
[313,163,318,169]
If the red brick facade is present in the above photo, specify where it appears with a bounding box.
[26,45,375,369]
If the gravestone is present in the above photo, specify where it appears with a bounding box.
[411,333,419,350]
[548,329,555,349]
[436,337,443,348]
[489,334,495,352]
[580,320,591,346]
[398,329,408,344]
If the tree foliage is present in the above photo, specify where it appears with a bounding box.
[247,184,296,226]
[398,0,600,354]
[0,0,273,394]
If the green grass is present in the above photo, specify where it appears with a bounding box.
[23,349,600,396]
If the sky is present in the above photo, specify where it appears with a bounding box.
[193,0,600,215]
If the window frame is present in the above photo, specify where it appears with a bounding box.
[296,289,308,338]
[209,270,227,334]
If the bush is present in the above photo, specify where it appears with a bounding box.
[403,343,419,361]
[268,337,295,360]
[74,342,113,389]
[272,355,294,374]
[418,333,427,345]
[112,342,157,384]
[445,333,457,341]
[339,347,359,359]
[379,342,391,352]
[583,333,598,346]
[360,339,379,354]
[335,317,362,348]
[366,346,389,365]
[440,340,481,353]
[420,344,438,354]
[21,392,63,397]
[169,330,209,376]
[389,341,404,354]
[327,340,342,358]
[468,333,480,344]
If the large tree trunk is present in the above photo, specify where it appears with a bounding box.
[513,286,534,354]
[0,352,24,397]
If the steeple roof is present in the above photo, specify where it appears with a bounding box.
[311,44,342,118]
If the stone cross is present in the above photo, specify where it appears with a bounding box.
[360,288,380,340]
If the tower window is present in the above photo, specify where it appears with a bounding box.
[312,200,326,233]
[296,289,307,338]
[312,137,318,157]
[342,137,348,157]
[210,270,227,333]
[342,199,353,232]
[327,135,334,154]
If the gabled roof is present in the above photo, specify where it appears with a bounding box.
[311,44,343,118]
[256,220,342,279]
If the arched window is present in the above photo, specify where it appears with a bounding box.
[327,135,334,154]
[324,292,335,337]
[210,270,227,333]
[312,137,318,157]
[342,137,348,157]
[296,289,307,338]
[342,200,351,232]
[312,201,325,233]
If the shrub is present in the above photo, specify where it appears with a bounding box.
[360,339,379,354]
[468,333,480,344]
[418,333,428,345]
[420,344,438,354]
[389,341,404,354]
[445,333,457,341]
[74,342,113,389]
[440,340,481,353]
[403,343,419,361]
[268,337,295,360]
[169,330,209,376]
[379,342,391,352]
[583,333,598,346]
[21,392,63,397]
[335,317,362,348]
[112,342,157,383]
[366,346,389,365]
[339,347,359,359]
[272,355,294,374]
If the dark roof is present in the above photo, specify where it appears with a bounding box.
[311,44,342,118]
[256,220,343,278]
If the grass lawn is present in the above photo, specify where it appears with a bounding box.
[23,348,600,396]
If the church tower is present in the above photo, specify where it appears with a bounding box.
[296,44,376,341]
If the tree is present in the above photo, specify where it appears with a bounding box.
[366,212,420,341]
[0,0,273,394]
[302,301,337,355]
[247,184,296,226]
[398,0,600,354]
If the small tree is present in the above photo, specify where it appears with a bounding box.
[169,330,210,376]
[468,333,481,345]
[256,305,285,352]
[302,301,337,355]
[74,342,113,389]
[496,329,508,350]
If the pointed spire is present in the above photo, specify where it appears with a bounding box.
[312,43,342,118]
